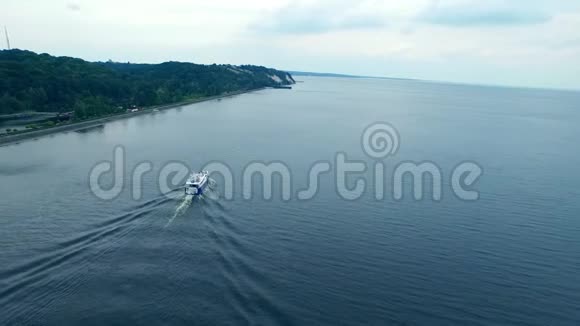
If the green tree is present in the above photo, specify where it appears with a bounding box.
[0,49,294,117]
[0,94,25,114]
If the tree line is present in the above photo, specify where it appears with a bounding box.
[0,49,295,119]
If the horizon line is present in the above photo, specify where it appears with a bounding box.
[287,69,580,93]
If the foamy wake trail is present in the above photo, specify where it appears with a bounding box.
[164,179,220,228]
[165,194,193,228]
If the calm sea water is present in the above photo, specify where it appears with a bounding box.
[1,77,580,325]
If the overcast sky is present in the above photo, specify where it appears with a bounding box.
[2,0,580,89]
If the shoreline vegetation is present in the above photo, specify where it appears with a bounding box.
[0,49,295,145]
[0,88,267,146]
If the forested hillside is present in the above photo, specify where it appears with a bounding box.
[0,50,294,118]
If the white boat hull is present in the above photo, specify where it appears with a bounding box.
[185,171,209,196]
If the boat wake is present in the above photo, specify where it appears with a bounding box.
[165,195,193,228]
[0,193,173,324]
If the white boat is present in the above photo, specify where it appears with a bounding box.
[185,171,209,196]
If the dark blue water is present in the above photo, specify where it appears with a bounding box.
[1,77,580,325]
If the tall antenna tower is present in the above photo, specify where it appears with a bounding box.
[4,26,11,50]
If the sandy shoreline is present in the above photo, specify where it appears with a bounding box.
[0,88,265,147]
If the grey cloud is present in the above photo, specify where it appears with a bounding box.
[254,2,386,34]
[255,0,561,34]
[420,1,552,27]
[66,3,81,12]
[423,9,550,26]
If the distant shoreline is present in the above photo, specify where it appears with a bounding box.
[0,88,265,147]
[290,70,580,93]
